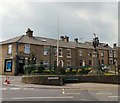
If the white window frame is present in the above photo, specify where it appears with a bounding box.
[43,60,49,67]
[44,46,49,56]
[79,50,82,56]
[67,60,71,66]
[8,44,12,54]
[24,44,30,54]
[54,47,57,56]
[101,51,104,57]
[109,51,113,57]
[59,48,63,57]
[114,51,117,58]
[67,49,71,58]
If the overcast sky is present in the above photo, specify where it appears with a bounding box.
[0,1,118,47]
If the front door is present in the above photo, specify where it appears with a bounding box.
[18,57,25,74]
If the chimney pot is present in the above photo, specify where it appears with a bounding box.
[26,28,33,37]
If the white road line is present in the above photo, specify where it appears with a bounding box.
[23,88,34,90]
[108,96,120,98]
[2,96,74,100]
[10,88,20,90]
[96,92,112,95]
[0,88,7,90]
[64,93,80,95]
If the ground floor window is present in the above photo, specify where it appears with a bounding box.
[4,59,12,72]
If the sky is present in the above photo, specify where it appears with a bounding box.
[0,0,118,47]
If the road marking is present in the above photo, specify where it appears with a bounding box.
[64,93,80,95]
[82,99,88,101]
[62,89,80,95]
[96,92,112,95]
[10,88,20,90]
[108,96,120,98]
[23,88,34,90]
[2,96,74,100]
[0,88,7,91]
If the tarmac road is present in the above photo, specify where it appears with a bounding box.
[1,76,119,102]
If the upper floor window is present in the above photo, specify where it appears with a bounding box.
[59,48,63,57]
[101,50,104,57]
[109,51,113,57]
[79,50,82,56]
[114,51,117,58]
[8,44,12,54]
[24,44,30,54]
[88,51,92,57]
[67,49,71,58]
[44,46,49,55]
[54,48,57,56]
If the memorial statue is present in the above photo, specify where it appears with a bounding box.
[93,33,99,51]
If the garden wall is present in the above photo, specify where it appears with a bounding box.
[22,75,120,85]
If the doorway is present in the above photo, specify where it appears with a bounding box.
[18,57,25,74]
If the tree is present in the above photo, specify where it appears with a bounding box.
[28,52,36,64]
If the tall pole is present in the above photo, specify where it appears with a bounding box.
[57,14,59,73]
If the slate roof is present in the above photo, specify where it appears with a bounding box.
[0,34,114,50]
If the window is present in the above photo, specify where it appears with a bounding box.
[59,60,64,67]
[101,59,104,64]
[4,59,12,72]
[43,60,49,67]
[67,60,71,66]
[88,60,92,66]
[114,51,117,58]
[79,50,82,56]
[67,49,71,58]
[24,44,30,54]
[59,48,62,57]
[109,51,113,57]
[88,51,92,57]
[8,44,12,54]
[44,46,49,55]
[109,58,113,65]
[54,48,57,56]
[101,51,104,57]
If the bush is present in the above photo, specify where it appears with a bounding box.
[77,69,82,74]
[42,69,51,73]
[51,69,55,74]
[24,64,36,75]
[65,69,70,74]
[71,69,76,74]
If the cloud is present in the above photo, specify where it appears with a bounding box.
[1,2,118,47]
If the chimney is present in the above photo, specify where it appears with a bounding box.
[74,38,78,43]
[113,43,117,48]
[26,28,33,37]
[60,36,65,41]
[65,36,69,42]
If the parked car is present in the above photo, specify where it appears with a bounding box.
[100,64,110,72]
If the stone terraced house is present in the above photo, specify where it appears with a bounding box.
[0,28,118,75]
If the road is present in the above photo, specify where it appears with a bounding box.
[0,76,119,102]
[1,84,119,101]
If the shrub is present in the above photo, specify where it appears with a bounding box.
[65,69,70,74]
[72,69,76,74]
[24,64,35,75]
[42,69,51,73]
[77,69,82,74]
[51,69,55,73]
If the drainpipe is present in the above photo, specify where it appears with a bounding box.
[49,45,52,70]
[14,42,19,76]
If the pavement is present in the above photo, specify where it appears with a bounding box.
[1,75,119,90]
